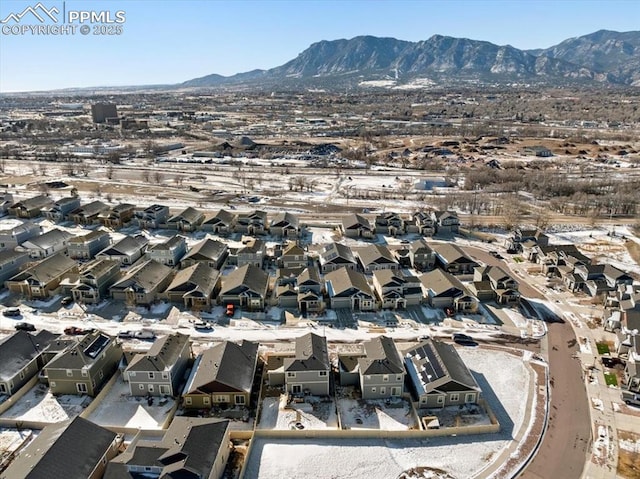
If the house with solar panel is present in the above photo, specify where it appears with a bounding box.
[43,331,122,397]
[403,339,481,408]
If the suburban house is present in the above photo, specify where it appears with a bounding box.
[273,268,303,309]
[319,242,357,273]
[420,268,479,313]
[282,333,330,396]
[358,336,405,399]
[97,235,148,265]
[236,238,266,267]
[44,196,81,222]
[472,266,520,304]
[505,228,549,254]
[70,259,121,305]
[407,211,436,236]
[375,212,405,236]
[297,265,325,314]
[8,194,52,218]
[103,417,230,479]
[409,239,436,271]
[202,209,236,235]
[573,263,634,297]
[533,244,591,275]
[181,238,229,270]
[324,267,377,311]
[234,210,268,235]
[356,244,399,273]
[67,229,111,260]
[110,260,174,305]
[0,221,41,250]
[2,416,121,479]
[0,330,58,396]
[0,250,29,285]
[18,228,73,259]
[432,210,460,235]
[44,331,122,396]
[68,200,110,225]
[431,243,479,275]
[404,339,482,408]
[0,192,14,217]
[341,213,374,239]
[124,333,191,397]
[276,242,308,269]
[372,270,423,309]
[97,203,136,229]
[133,204,170,229]
[218,264,269,311]
[270,212,301,238]
[182,340,258,409]
[146,235,187,266]
[6,253,78,299]
[164,263,220,311]
[167,206,205,232]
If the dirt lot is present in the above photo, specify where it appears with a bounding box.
[617,429,640,479]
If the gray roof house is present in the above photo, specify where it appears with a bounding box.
[0,221,42,250]
[164,263,220,311]
[234,210,267,235]
[324,267,376,311]
[372,269,424,309]
[182,238,229,270]
[97,235,148,265]
[133,204,170,229]
[44,196,81,222]
[68,200,110,225]
[8,194,53,219]
[6,253,78,299]
[404,339,481,408]
[236,238,266,268]
[358,335,405,399]
[44,331,123,397]
[18,228,73,259]
[110,259,174,306]
[431,243,479,275]
[419,268,478,313]
[410,238,436,272]
[0,416,121,479]
[356,244,399,273]
[283,333,330,396]
[71,258,121,305]
[183,340,258,409]
[341,213,374,239]
[124,333,191,397]
[202,209,236,235]
[319,242,357,273]
[270,211,301,238]
[0,249,29,285]
[219,264,269,311]
[0,330,58,396]
[432,210,460,235]
[67,229,112,260]
[103,417,230,479]
[146,235,187,266]
[167,206,205,232]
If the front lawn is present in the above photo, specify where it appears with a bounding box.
[596,342,610,355]
[604,372,618,387]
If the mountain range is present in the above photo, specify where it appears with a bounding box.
[182,30,640,89]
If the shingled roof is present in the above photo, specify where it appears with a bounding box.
[126,333,190,373]
[284,333,330,372]
[358,335,404,375]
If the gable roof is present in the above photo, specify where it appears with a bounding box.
[184,340,258,395]
[71,200,110,217]
[68,229,110,245]
[419,268,467,297]
[126,333,190,373]
[219,264,268,296]
[0,330,58,382]
[284,333,330,372]
[182,238,227,262]
[356,244,398,267]
[2,416,118,479]
[359,336,404,375]
[320,242,356,265]
[203,209,235,226]
[165,263,219,296]
[342,213,372,230]
[45,331,117,370]
[168,206,203,223]
[271,211,299,228]
[147,235,185,252]
[111,259,173,293]
[324,267,373,297]
[431,243,476,265]
[9,253,77,284]
[98,235,147,257]
[21,228,72,249]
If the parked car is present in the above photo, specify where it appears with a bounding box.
[226,304,235,317]
[622,390,640,407]
[194,321,213,331]
[134,330,156,340]
[117,330,133,339]
[64,326,93,336]
[453,333,476,346]
[15,322,36,331]
[61,296,74,306]
[2,307,21,317]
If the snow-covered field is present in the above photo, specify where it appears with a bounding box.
[85,377,175,429]
[337,397,416,430]
[244,348,532,479]
[258,396,338,430]
[1,384,89,423]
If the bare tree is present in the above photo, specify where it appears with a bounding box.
[153,171,163,184]
[106,165,114,180]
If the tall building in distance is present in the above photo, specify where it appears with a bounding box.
[91,103,118,123]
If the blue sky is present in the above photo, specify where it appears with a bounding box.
[1,0,639,92]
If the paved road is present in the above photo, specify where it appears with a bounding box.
[519,320,592,479]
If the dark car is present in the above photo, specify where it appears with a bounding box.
[453,333,477,346]
[2,307,21,317]
[15,322,36,331]
[61,296,74,306]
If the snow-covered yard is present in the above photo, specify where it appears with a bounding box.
[86,377,175,429]
[337,397,417,430]
[245,348,533,479]
[258,396,338,430]
[1,384,89,423]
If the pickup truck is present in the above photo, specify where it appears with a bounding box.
[64,326,94,335]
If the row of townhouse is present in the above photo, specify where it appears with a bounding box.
[341,210,459,238]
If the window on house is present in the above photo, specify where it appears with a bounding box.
[66,369,73,377]
[383,375,389,382]
[76,383,88,393]
[319,371,327,377]
[396,375,403,381]
[19,371,24,380]
[148,372,155,379]
[139,384,145,390]
[437,396,445,404]
[287,372,296,378]
[162,372,169,380]
[185,397,192,405]
[81,370,88,377]
[450,393,460,402]
[371,387,376,393]
[380,387,386,395]
[50,381,56,388]
[203,397,211,405]
[465,393,476,403]
[236,395,246,405]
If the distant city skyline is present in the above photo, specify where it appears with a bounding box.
[1,0,639,92]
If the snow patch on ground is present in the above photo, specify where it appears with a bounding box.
[1,384,89,423]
